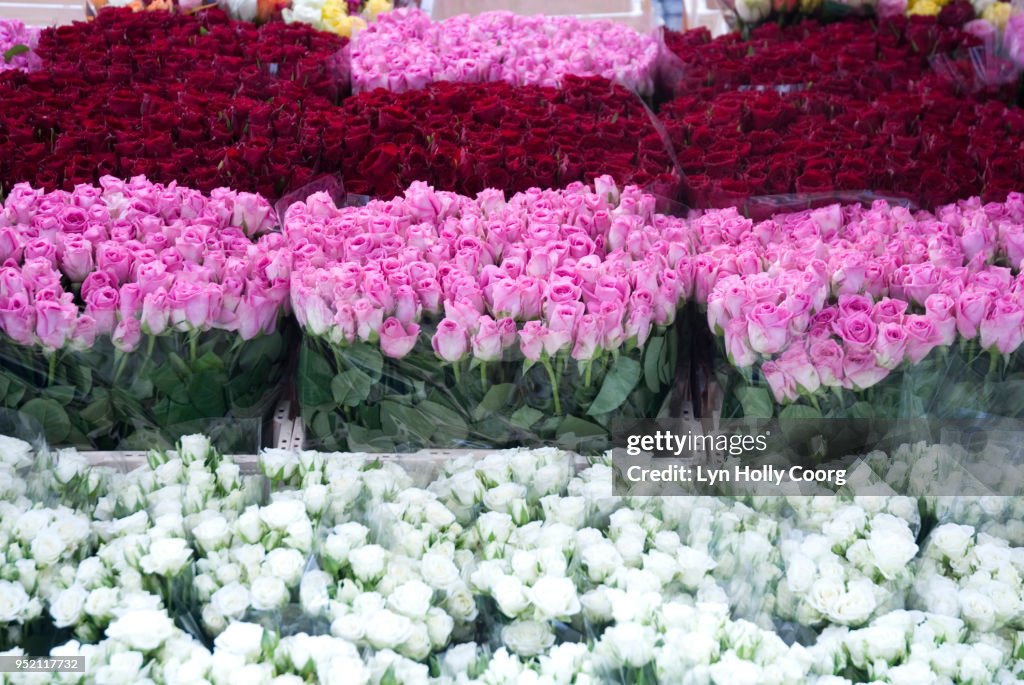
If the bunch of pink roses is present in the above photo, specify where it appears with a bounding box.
[350,9,659,96]
[287,178,694,450]
[0,176,291,449]
[0,20,41,74]
[698,194,1024,419]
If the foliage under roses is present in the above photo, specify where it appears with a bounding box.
[288,179,692,451]
[0,9,348,199]
[0,177,290,449]
[1,434,1023,684]
[351,9,659,96]
[697,194,1024,420]
[332,76,681,200]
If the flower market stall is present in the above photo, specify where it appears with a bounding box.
[0,0,1023,682]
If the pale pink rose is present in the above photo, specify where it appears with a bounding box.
[776,344,820,395]
[393,285,421,326]
[924,293,957,346]
[782,293,813,336]
[956,289,993,339]
[112,317,142,353]
[724,318,757,367]
[497,317,517,350]
[761,361,797,403]
[904,315,942,364]
[871,298,907,325]
[57,235,94,283]
[354,299,385,342]
[624,303,654,348]
[432,319,469,363]
[831,313,877,353]
[1000,225,1024,270]
[238,291,280,341]
[837,294,873,318]
[141,290,169,336]
[379,317,420,359]
[746,302,793,355]
[547,302,584,335]
[414,278,443,313]
[470,316,503,362]
[69,315,98,352]
[35,299,77,350]
[0,293,35,345]
[842,349,889,391]
[808,338,844,387]
[96,243,133,284]
[979,297,1024,355]
[873,322,907,370]
[232,193,274,236]
[518,321,547,362]
[84,286,120,336]
[490,278,522,319]
[571,314,603,361]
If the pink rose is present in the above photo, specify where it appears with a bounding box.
[746,302,793,355]
[85,286,120,336]
[168,280,211,331]
[432,319,469,363]
[904,315,942,364]
[571,314,603,361]
[471,316,503,362]
[979,297,1024,355]
[808,338,844,387]
[379,317,420,359]
[490,278,522,319]
[35,299,78,351]
[518,321,547,362]
[761,361,797,403]
[956,289,992,339]
[58,235,94,283]
[873,322,907,370]
[547,301,584,335]
[724,318,757,367]
[624,303,654,348]
[776,344,820,395]
[96,243,133,284]
[141,290,169,336]
[232,193,274,236]
[0,227,21,264]
[354,299,385,342]
[842,349,888,391]
[871,298,907,325]
[0,293,34,345]
[414,278,443,314]
[112,317,142,353]
[832,313,877,353]
[69,315,98,352]
[393,285,421,326]
[924,294,957,347]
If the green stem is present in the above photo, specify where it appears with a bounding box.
[542,358,563,416]
[988,348,1001,377]
[46,353,57,386]
[452,362,462,387]
[584,361,593,388]
[188,331,198,365]
[480,361,487,388]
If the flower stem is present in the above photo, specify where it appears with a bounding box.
[584,360,593,388]
[188,331,199,365]
[46,353,57,386]
[542,359,562,415]
[480,361,487,388]
[452,362,462,387]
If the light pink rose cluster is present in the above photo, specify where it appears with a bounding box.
[0,20,41,74]
[351,9,658,96]
[701,194,1024,402]
[286,178,696,362]
[0,176,289,353]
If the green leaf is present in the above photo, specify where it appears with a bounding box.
[347,424,395,452]
[0,375,10,403]
[381,400,437,443]
[238,332,283,371]
[5,380,26,408]
[194,351,225,372]
[472,383,515,422]
[735,385,775,419]
[3,45,29,63]
[643,337,665,394]
[587,356,641,416]
[73,366,92,396]
[311,410,336,440]
[21,398,71,443]
[331,368,372,407]
[151,364,181,395]
[778,404,823,421]
[42,385,76,406]
[341,344,384,379]
[186,374,228,419]
[298,345,334,409]
[556,415,607,439]
[510,406,544,429]
[418,401,468,444]
[198,26,209,36]
[845,402,876,420]
[79,395,112,425]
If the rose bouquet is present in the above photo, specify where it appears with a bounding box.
[0,9,349,199]
[698,195,1024,424]
[288,179,693,452]
[0,20,41,75]
[333,76,681,200]
[351,9,659,96]
[0,177,291,449]
[282,0,393,37]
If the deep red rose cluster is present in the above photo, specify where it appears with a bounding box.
[0,9,348,198]
[660,87,1024,212]
[330,77,681,199]
[660,16,976,99]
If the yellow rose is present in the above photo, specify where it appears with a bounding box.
[364,0,392,20]
[325,14,367,37]
[982,1,1013,30]
[908,0,940,15]
[799,0,821,12]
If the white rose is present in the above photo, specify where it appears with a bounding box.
[235,508,264,544]
[140,538,192,577]
[321,654,370,685]
[502,620,555,657]
[527,576,580,621]
[30,529,65,567]
[602,622,655,668]
[353,591,385,615]
[84,587,119,618]
[423,501,456,529]
[388,580,434,620]
[425,607,453,648]
[216,462,241,491]
[285,518,313,553]
[154,459,184,487]
[211,582,251,620]
[94,650,145,685]
[483,483,527,513]
[398,622,432,661]
[178,434,212,462]
[929,524,974,562]
[303,484,328,516]
[331,613,366,642]
[734,0,769,22]
[202,604,228,635]
[449,471,484,506]
[581,542,622,583]
[614,528,646,567]
[250,575,288,611]
[444,583,478,622]
[420,553,459,590]
[349,545,387,582]
[215,562,242,585]
[825,582,877,626]
[193,515,231,552]
[492,575,530,618]
[677,546,717,589]
[214,621,265,660]
[106,609,176,651]
[365,609,414,650]
[887,661,936,685]
[232,544,266,572]
[959,588,997,632]
[785,554,816,594]
[264,548,306,586]
[867,527,917,580]
[260,500,307,531]
[50,585,88,628]
[299,570,331,615]
[476,512,514,544]
[0,436,32,467]
[54,451,88,485]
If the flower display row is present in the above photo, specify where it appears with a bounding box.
[0,20,40,74]
[0,10,675,203]
[696,193,1024,421]
[0,177,290,450]
[350,9,659,96]
[0,434,1021,684]
[287,180,691,451]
